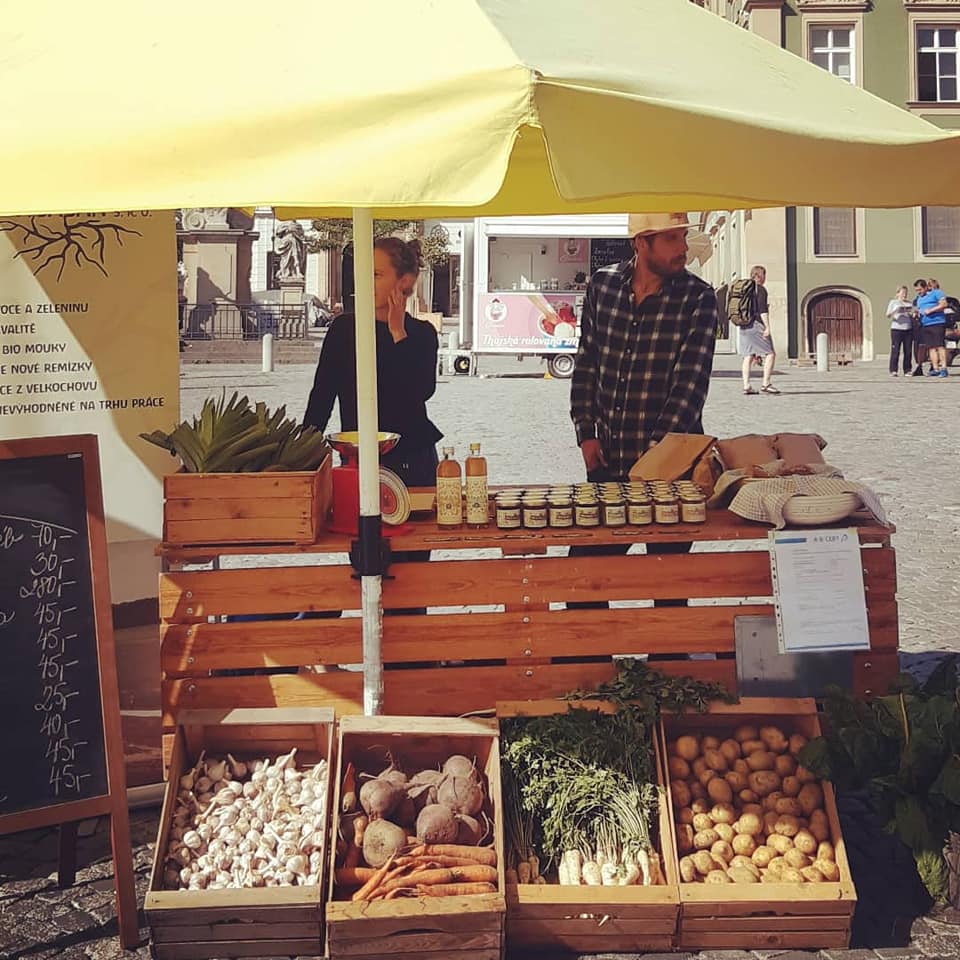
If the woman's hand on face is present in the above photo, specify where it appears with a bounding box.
[387,286,407,342]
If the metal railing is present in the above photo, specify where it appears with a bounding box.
[180,302,310,341]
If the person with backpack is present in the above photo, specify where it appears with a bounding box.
[735,265,778,395]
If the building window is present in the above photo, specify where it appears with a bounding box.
[921,206,960,256]
[266,251,280,290]
[917,27,959,102]
[809,25,855,83]
[813,208,857,257]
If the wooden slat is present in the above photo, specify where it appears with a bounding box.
[152,938,322,960]
[508,915,674,933]
[507,887,676,920]
[854,651,901,698]
[510,932,675,953]
[330,931,501,956]
[678,930,850,950]
[152,921,321,942]
[164,472,316,500]
[682,914,851,931]
[165,498,313,521]
[165,517,313,545]
[330,952,501,960]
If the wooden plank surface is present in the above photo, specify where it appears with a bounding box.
[854,651,901,697]
[152,938,322,960]
[151,921,321,942]
[165,498,313,521]
[330,930,501,956]
[677,930,850,950]
[165,517,313,545]
[164,472,317,500]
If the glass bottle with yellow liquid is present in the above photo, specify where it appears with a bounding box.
[465,442,489,527]
[435,446,463,528]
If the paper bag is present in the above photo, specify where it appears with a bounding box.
[628,432,717,482]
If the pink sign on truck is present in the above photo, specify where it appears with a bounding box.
[476,292,583,353]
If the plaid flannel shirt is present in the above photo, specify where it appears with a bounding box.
[570,259,718,479]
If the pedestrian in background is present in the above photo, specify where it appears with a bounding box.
[886,284,914,377]
[916,276,950,378]
[739,265,778,394]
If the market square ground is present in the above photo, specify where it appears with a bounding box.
[1,353,958,959]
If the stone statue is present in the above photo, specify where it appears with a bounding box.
[275,221,307,281]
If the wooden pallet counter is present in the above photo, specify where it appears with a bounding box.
[498,699,680,954]
[158,505,899,743]
[326,716,506,960]
[145,708,334,960]
[661,698,857,953]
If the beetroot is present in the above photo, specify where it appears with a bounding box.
[442,755,478,782]
[359,778,404,820]
[437,774,484,816]
[362,819,407,867]
[455,813,483,845]
[415,803,458,844]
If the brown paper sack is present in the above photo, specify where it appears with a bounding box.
[628,433,717,482]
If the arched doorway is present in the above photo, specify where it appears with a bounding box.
[807,292,863,359]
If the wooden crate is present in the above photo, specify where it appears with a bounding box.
[162,454,332,545]
[326,716,506,960]
[662,698,857,953]
[145,708,335,960]
[497,699,680,954]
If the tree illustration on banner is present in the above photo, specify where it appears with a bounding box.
[0,214,143,281]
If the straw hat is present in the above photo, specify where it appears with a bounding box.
[627,212,703,236]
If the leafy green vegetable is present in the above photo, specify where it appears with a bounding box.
[798,658,960,902]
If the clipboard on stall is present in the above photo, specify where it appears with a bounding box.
[768,527,871,655]
[0,435,139,949]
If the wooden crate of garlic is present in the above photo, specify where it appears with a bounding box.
[662,699,857,953]
[145,708,334,960]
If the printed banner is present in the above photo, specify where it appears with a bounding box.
[476,292,584,352]
[0,211,179,543]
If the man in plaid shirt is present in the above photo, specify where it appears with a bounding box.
[571,213,718,481]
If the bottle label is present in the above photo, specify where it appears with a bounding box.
[465,476,489,525]
[681,500,707,524]
[436,477,463,526]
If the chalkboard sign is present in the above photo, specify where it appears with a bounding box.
[0,435,137,947]
[0,453,108,815]
[589,237,634,277]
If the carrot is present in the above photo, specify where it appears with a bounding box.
[378,868,455,894]
[416,882,496,897]
[341,762,357,813]
[336,866,376,886]
[351,853,395,902]
[408,844,497,866]
[449,865,498,884]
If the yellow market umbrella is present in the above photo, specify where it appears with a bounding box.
[5,0,960,717]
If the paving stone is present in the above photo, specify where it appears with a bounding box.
[913,936,960,957]
[873,948,926,958]
[694,952,757,960]
[824,951,877,960]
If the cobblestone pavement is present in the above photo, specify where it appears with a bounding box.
[3,354,958,959]
[181,352,959,654]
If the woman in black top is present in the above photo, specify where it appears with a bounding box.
[304,237,442,486]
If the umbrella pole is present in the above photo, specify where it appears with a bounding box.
[352,207,384,716]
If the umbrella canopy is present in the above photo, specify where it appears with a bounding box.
[2,0,960,218]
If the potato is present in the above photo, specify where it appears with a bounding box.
[675,735,700,761]
[734,724,759,743]
[784,848,810,870]
[796,764,817,784]
[763,791,784,812]
[739,789,760,805]
[741,738,765,755]
[694,829,720,850]
[732,833,756,857]
[774,754,797,778]
[751,844,775,868]
[714,822,734,843]
[692,850,714,876]
[761,869,779,883]
[730,855,760,877]
[780,866,805,883]
[809,810,830,843]
[704,749,728,773]
[814,858,840,881]
[691,757,708,778]
[775,798,804,818]
[766,856,786,876]
[690,782,707,801]
[760,725,789,754]
[789,733,808,756]
[679,855,697,882]
[670,780,692,809]
[734,812,763,837]
[774,815,801,838]
[727,866,760,883]
[710,803,737,825]
[781,775,801,797]
[733,758,750,776]
[710,852,729,871]
[763,811,780,835]
[767,833,794,855]
[793,829,818,856]
[720,738,742,763]
[725,771,748,793]
[702,735,721,751]
[746,750,777,772]
[676,824,694,854]
[797,783,824,816]
[691,798,710,815]
[693,813,714,832]
[705,870,731,884]
[741,803,764,818]
[801,865,825,883]
[678,807,695,826]
[817,840,835,862]
[711,840,735,863]
[749,771,781,797]
[668,756,691,780]
[707,777,733,805]
[698,769,718,788]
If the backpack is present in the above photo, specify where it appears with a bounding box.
[726,278,757,329]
